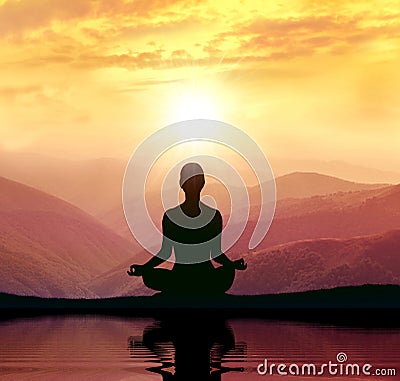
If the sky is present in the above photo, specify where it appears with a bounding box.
[0,0,399,173]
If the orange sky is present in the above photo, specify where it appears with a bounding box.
[0,0,399,172]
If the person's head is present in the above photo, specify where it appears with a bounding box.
[179,162,205,196]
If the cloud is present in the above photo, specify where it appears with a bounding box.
[0,0,92,35]
[74,49,166,70]
[1,1,399,97]
[207,13,400,61]
[0,85,43,99]
[0,0,204,36]
[116,78,184,92]
[70,50,272,71]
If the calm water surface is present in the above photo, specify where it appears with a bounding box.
[0,315,398,380]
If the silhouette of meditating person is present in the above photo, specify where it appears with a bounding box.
[127,162,247,295]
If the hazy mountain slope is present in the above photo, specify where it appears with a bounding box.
[273,172,387,199]
[99,172,389,239]
[0,176,136,298]
[231,230,400,295]
[87,257,154,297]
[0,151,125,217]
[274,185,391,218]
[269,158,400,183]
[89,230,400,298]
[229,184,400,254]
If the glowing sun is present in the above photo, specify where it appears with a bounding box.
[167,79,223,122]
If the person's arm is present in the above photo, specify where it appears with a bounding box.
[211,211,247,270]
[144,230,173,268]
[128,213,172,276]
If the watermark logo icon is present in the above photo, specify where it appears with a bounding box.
[122,119,276,264]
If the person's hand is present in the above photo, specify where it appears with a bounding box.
[127,264,146,277]
[232,258,247,271]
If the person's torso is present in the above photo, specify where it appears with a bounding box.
[164,203,221,264]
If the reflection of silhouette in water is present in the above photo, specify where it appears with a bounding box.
[128,316,245,380]
[128,162,247,295]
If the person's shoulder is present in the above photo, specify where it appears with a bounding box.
[165,205,181,214]
[163,206,181,221]
[200,202,222,218]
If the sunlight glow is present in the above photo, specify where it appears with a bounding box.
[178,93,217,120]
[167,79,223,122]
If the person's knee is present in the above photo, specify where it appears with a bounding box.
[142,272,163,291]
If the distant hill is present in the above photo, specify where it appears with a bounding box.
[264,183,400,247]
[274,185,391,219]
[1,176,398,298]
[229,184,400,253]
[88,257,152,297]
[0,149,392,234]
[92,183,400,298]
[0,151,125,217]
[0,176,136,298]
[269,157,400,184]
[273,172,388,200]
[88,229,400,298]
[231,230,400,295]
[97,203,135,239]
[98,172,389,239]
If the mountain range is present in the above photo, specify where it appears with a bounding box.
[231,230,400,295]
[0,166,399,298]
[1,150,396,235]
[87,229,400,297]
[229,183,400,254]
[0,176,139,298]
[98,171,390,240]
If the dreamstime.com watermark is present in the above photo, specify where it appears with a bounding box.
[257,352,396,377]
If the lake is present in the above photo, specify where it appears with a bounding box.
[0,314,398,380]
